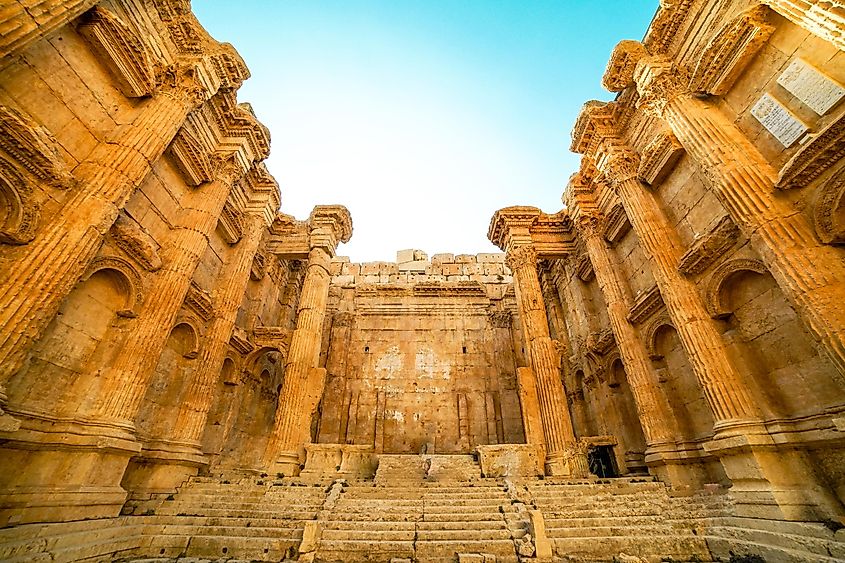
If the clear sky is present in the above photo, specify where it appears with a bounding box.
[193,1,658,261]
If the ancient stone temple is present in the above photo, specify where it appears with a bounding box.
[1,0,845,561]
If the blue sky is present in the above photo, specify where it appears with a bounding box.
[193,1,658,261]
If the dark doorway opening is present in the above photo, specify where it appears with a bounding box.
[588,445,618,478]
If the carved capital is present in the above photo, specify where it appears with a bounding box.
[601,149,640,186]
[633,57,691,117]
[505,244,538,272]
[156,62,209,109]
[309,205,353,254]
[210,153,244,186]
[602,40,648,92]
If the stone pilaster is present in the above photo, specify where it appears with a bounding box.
[171,213,267,444]
[506,244,587,477]
[634,56,845,380]
[265,206,352,475]
[92,157,244,428]
[762,0,845,52]
[599,148,761,428]
[0,64,208,396]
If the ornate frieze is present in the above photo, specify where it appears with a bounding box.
[0,105,73,189]
[488,310,513,328]
[601,203,631,244]
[689,6,774,96]
[413,282,488,297]
[77,6,157,98]
[184,281,214,321]
[643,0,694,55]
[627,285,664,325]
[110,213,162,271]
[637,131,684,186]
[777,112,845,190]
[678,216,740,276]
[253,326,291,350]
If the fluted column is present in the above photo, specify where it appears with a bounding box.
[762,0,845,51]
[507,244,587,476]
[91,159,243,428]
[0,65,208,392]
[171,213,266,444]
[575,212,677,446]
[264,246,333,474]
[635,57,845,378]
[599,149,761,429]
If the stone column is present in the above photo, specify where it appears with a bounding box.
[265,206,351,475]
[91,158,244,428]
[599,149,761,428]
[0,65,207,393]
[171,212,267,444]
[635,57,845,378]
[507,244,587,476]
[762,0,845,52]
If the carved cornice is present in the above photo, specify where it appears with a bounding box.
[77,6,157,98]
[110,213,162,271]
[638,131,685,186]
[505,244,538,272]
[575,252,595,282]
[168,126,213,186]
[778,112,845,190]
[253,326,291,350]
[643,0,695,55]
[487,206,541,249]
[627,285,664,325]
[602,40,648,93]
[602,203,631,245]
[488,310,513,328]
[678,216,740,275]
[228,326,254,355]
[0,158,37,245]
[184,281,214,321]
[218,199,244,244]
[413,282,487,297]
[689,6,774,96]
[587,328,616,356]
[0,105,73,189]
[309,205,353,250]
[571,101,618,155]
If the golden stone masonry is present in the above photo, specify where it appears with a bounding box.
[1,1,845,561]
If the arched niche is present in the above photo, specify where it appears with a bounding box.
[0,159,38,245]
[135,320,202,442]
[605,356,647,471]
[709,259,845,418]
[201,355,242,459]
[6,262,139,415]
[650,321,715,441]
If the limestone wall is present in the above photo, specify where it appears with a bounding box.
[317,250,526,453]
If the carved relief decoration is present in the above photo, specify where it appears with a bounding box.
[602,203,632,244]
[169,126,213,186]
[637,131,685,186]
[777,111,845,190]
[678,216,740,275]
[689,6,774,96]
[0,105,73,189]
[218,199,244,244]
[813,164,845,245]
[84,255,144,317]
[705,258,768,319]
[587,328,616,356]
[488,310,513,329]
[643,0,695,55]
[0,158,38,245]
[109,213,162,271]
[627,285,664,325]
[77,6,157,98]
[603,40,648,92]
[184,281,214,321]
[251,246,268,281]
[575,252,595,282]
[253,326,291,351]
[228,326,254,355]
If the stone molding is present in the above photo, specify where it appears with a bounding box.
[678,216,740,276]
[705,258,768,319]
[814,165,845,244]
[184,281,214,321]
[77,6,157,98]
[689,6,774,96]
[228,326,254,355]
[0,158,38,245]
[0,105,73,190]
[218,200,244,244]
[575,253,595,282]
[602,203,632,244]
[168,127,213,186]
[638,131,685,186]
[778,112,845,190]
[109,214,163,272]
[627,285,664,325]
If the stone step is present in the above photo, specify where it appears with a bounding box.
[416,528,512,541]
[155,524,303,539]
[552,534,711,560]
[154,506,318,520]
[417,520,506,531]
[316,539,415,558]
[424,498,508,507]
[322,520,416,531]
[705,534,845,563]
[422,511,509,522]
[320,528,415,541]
[706,522,845,560]
[0,521,145,563]
[161,499,324,511]
[414,538,516,558]
[545,523,694,539]
[179,534,299,561]
[142,515,312,529]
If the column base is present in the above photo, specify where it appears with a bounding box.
[645,441,721,492]
[706,424,844,521]
[267,450,303,478]
[0,414,140,527]
[546,444,589,478]
[121,439,207,499]
[299,443,377,480]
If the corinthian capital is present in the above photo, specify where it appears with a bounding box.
[156,62,209,108]
[308,205,353,255]
[505,244,538,272]
[600,148,640,187]
[633,56,691,117]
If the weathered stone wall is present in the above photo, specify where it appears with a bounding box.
[317,251,526,453]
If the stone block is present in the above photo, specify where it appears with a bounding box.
[431,253,454,264]
[442,263,462,276]
[455,254,477,263]
[333,275,355,286]
[398,260,427,272]
[476,444,543,477]
[477,253,505,263]
[341,262,360,276]
[396,249,417,263]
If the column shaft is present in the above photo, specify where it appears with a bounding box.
[94,168,238,426]
[661,92,845,376]
[581,225,676,445]
[172,213,266,444]
[0,84,202,387]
